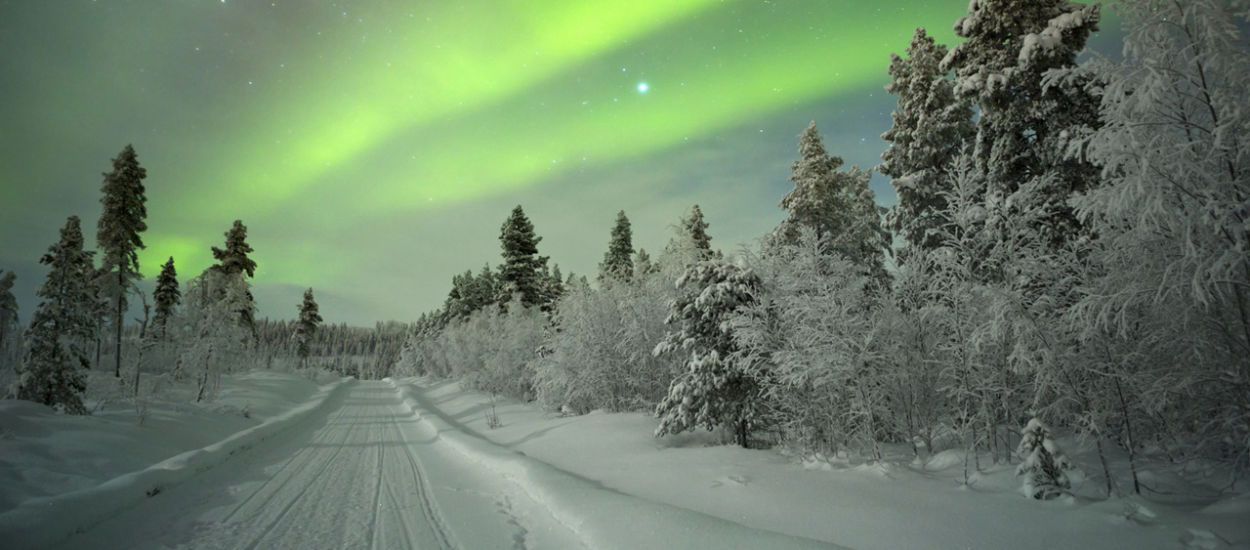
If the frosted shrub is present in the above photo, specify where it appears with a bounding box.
[536,259,679,414]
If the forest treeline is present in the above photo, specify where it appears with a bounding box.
[390,0,1250,499]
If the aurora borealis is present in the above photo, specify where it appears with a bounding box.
[0,0,1114,324]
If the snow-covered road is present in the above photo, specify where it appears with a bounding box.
[47,380,838,550]
[49,381,586,550]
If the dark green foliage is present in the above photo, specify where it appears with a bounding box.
[880,28,974,253]
[97,144,148,279]
[599,210,634,283]
[97,144,148,377]
[445,264,500,319]
[681,204,713,258]
[152,257,180,339]
[498,205,549,310]
[776,121,890,286]
[17,217,96,413]
[940,0,1102,249]
[0,270,18,360]
[295,288,323,366]
[211,220,258,278]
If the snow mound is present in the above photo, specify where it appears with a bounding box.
[386,378,844,550]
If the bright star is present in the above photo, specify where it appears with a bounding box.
[637,82,649,93]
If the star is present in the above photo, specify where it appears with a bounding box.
[637,82,649,93]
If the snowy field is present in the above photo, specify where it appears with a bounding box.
[1,370,1246,549]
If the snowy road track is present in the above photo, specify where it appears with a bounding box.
[45,381,582,550]
[40,380,842,550]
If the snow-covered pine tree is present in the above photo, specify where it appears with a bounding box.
[498,205,549,310]
[210,220,258,335]
[295,288,322,369]
[97,144,148,378]
[654,258,765,447]
[16,217,98,413]
[1016,418,1073,499]
[151,257,180,339]
[775,121,889,286]
[599,210,635,283]
[940,0,1101,248]
[880,27,974,253]
[0,270,18,368]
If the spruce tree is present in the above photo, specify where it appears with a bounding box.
[211,220,258,278]
[654,258,765,447]
[681,204,713,257]
[151,257,180,339]
[1016,418,1073,499]
[0,271,18,367]
[498,205,548,309]
[295,288,322,369]
[880,28,974,253]
[776,121,889,285]
[599,210,635,283]
[16,217,97,413]
[210,220,258,333]
[941,0,1101,247]
[97,144,148,377]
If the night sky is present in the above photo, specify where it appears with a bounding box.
[0,0,1118,325]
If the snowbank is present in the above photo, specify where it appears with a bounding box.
[390,377,1250,550]
[386,378,844,550]
[0,375,353,550]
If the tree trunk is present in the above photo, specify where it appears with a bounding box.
[1095,436,1114,498]
[1114,377,1142,495]
[114,269,123,378]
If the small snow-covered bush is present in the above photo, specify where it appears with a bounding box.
[1016,418,1073,500]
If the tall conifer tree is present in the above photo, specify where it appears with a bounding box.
[776,121,889,285]
[599,210,635,283]
[498,206,548,309]
[151,257,180,339]
[17,217,97,413]
[681,204,713,257]
[97,144,148,377]
[210,220,258,334]
[0,271,19,367]
[880,28,974,253]
[295,288,322,368]
[940,0,1101,247]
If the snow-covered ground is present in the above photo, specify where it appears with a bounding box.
[2,372,1246,549]
[0,369,338,512]
[393,377,1250,550]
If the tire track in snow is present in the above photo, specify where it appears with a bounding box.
[389,397,459,550]
[367,427,385,550]
[235,405,359,550]
[221,392,353,524]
